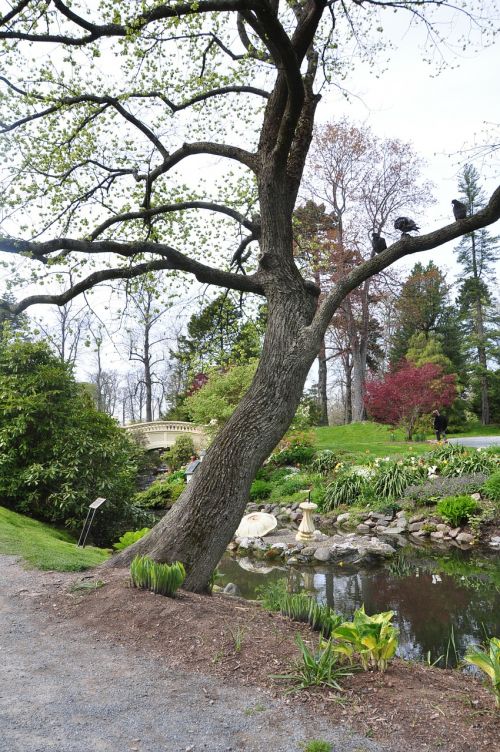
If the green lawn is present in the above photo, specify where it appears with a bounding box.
[313,422,435,460]
[313,421,500,462]
[0,506,111,571]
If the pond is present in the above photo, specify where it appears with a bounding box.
[218,545,500,665]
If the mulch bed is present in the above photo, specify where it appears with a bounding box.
[32,566,500,752]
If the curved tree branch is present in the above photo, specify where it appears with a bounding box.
[308,184,500,343]
[0,237,265,310]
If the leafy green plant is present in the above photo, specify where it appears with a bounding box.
[133,473,186,509]
[333,605,399,672]
[163,435,196,471]
[272,634,352,693]
[302,740,333,752]
[464,637,500,707]
[323,472,368,510]
[249,478,273,500]
[113,527,150,551]
[270,430,316,466]
[311,450,341,476]
[482,471,500,503]
[436,495,478,527]
[130,555,185,596]
[371,462,424,500]
[0,337,144,545]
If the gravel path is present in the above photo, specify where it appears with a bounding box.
[448,436,500,448]
[0,557,388,752]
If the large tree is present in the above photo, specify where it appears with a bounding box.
[0,2,499,591]
[454,164,500,424]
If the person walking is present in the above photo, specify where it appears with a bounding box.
[432,410,448,442]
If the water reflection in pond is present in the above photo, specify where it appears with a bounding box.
[218,546,500,664]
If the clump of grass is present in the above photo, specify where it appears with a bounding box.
[272,634,352,693]
[130,555,185,596]
[302,741,333,752]
[257,581,342,638]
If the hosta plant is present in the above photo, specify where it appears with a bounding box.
[464,637,500,708]
[113,527,150,551]
[130,555,185,597]
[333,605,399,672]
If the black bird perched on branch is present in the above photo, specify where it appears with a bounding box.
[371,232,387,254]
[452,199,467,220]
[394,216,420,234]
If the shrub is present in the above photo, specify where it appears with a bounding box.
[436,495,478,527]
[113,527,150,551]
[303,742,333,752]
[270,475,311,499]
[270,430,316,466]
[481,471,500,503]
[164,435,196,471]
[133,473,186,509]
[323,472,368,510]
[371,461,425,500]
[249,479,273,500]
[403,474,488,505]
[0,337,143,545]
[130,555,185,596]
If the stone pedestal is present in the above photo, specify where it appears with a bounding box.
[296,501,318,542]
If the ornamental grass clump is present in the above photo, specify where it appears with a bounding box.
[323,471,368,510]
[464,637,500,708]
[272,634,352,693]
[333,605,398,672]
[371,461,425,500]
[130,555,185,597]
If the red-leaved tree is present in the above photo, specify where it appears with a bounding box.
[364,362,456,440]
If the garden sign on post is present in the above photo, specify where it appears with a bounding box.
[77,498,107,548]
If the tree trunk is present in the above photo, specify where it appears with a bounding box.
[317,336,329,425]
[109,221,320,590]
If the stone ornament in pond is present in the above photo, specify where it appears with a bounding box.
[235,512,277,538]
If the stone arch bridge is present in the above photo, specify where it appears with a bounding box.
[124,421,207,452]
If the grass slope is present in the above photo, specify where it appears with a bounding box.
[313,421,434,460]
[0,506,110,571]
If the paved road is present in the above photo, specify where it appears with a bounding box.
[0,558,387,752]
[448,436,500,448]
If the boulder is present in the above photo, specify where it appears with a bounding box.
[336,512,351,524]
[223,583,241,596]
[456,532,474,544]
[313,547,332,562]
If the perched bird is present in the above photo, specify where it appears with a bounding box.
[452,199,467,220]
[371,232,387,254]
[394,216,420,234]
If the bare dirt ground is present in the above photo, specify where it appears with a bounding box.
[1,556,499,752]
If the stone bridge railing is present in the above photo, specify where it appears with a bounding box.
[124,421,207,451]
